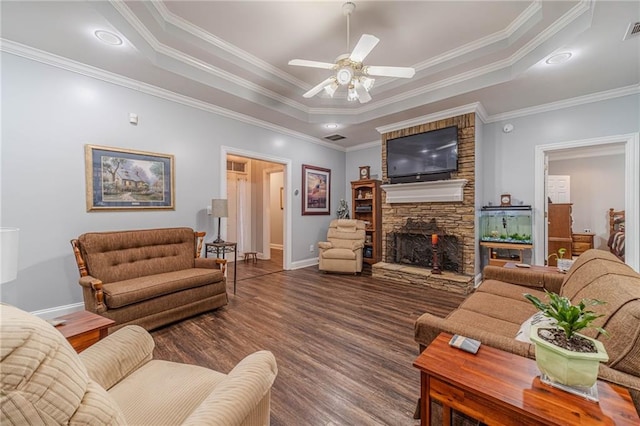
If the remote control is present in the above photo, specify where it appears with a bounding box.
[449,334,481,354]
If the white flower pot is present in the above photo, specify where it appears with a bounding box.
[529,325,608,388]
[557,258,574,272]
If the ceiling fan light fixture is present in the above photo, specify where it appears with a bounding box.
[324,81,339,97]
[360,76,375,91]
[336,67,353,85]
[347,85,358,102]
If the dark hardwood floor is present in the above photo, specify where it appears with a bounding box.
[152,251,465,425]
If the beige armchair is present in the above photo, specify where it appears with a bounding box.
[318,219,366,274]
[1,304,278,426]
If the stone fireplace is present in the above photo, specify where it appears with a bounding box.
[372,112,477,294]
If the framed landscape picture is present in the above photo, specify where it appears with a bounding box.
[302,164,330,215]
[85,145,175,211]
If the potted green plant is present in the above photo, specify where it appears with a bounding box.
[523,290,608,388]
[547,247,574,272]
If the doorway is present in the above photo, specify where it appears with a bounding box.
[220,146,292,271]
[534,133,639,270]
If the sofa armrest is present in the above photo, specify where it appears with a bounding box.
[414,313,535,359]
[195,257,227,272]
[78,275,107,313]
[79,325,154,390]
[182,350,278,426]
[482,266,545,290]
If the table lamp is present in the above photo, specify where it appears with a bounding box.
[211,199,228,243]
[1,228,20,284]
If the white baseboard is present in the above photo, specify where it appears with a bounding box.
[30,302,84,320]
[290,257,318,270]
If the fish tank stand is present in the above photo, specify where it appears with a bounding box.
[480,241,533,267]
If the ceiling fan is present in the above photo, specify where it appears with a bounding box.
[289,2,415,104]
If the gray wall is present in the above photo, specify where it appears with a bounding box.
[0,53,345,311]
[480,95,640,207]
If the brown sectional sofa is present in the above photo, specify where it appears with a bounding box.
[415,249,640,412]
[71,227,228,331]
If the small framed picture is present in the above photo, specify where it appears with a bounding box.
[302,164,331,215]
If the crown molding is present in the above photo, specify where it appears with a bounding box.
[376,103,485,134]
[148,1,308,90]
[105,0,594,122]
[410,1,542,75]
[0,39,344,152]
[345,140,381,152]
[109,0,309,112]
[485,84,640,123]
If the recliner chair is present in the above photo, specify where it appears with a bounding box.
[1,304,278,425]
[318,219,366,274]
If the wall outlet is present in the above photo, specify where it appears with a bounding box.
[584,228,592,233]
[309,244,314,252]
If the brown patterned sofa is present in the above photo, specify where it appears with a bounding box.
[1,304,277,425]
[71,227,228,331]
[415,249,640,412]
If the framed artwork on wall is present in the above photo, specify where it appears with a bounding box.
[302,164,330,215]
[85,144,175,211]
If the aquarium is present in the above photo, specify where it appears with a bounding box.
[480,206,532,244]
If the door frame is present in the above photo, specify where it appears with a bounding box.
[220,146,292,270]
[533,133,639,270]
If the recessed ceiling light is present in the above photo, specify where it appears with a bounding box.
[325,123,339,129]
[545,52,572,65]
[94,30,123,46]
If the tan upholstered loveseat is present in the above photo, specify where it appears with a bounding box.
[415,249,640,412]
[1,304,278,425]
[317,219,366,274]
[71,227,228,331]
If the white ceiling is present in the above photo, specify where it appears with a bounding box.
[1,1,639,149]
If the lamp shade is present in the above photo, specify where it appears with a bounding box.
[211,199,228,218]
[1,228,19,284]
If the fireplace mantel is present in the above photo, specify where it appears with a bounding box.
[381,179,468,203]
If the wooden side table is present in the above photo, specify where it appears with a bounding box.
[54,310,115,353]
[413,332,639,426]
[205,241,238,294]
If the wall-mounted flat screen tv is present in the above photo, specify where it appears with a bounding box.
[386,125,458,183]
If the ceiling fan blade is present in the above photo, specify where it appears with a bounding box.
[289,59,335,70]
[354,81,372,104]
[303,77,336,98]
[349,34,379,63]
[364,65,415,78]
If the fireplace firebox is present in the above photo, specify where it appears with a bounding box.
[385,218,463,273]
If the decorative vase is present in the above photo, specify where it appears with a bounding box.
[557,258,574,272]
[529,325,608,388]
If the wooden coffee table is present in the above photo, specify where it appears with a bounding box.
[53,310,115,353]
[413,332,639,425]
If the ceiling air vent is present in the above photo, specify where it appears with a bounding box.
[324,134,346,141]
[623,22,640,41]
